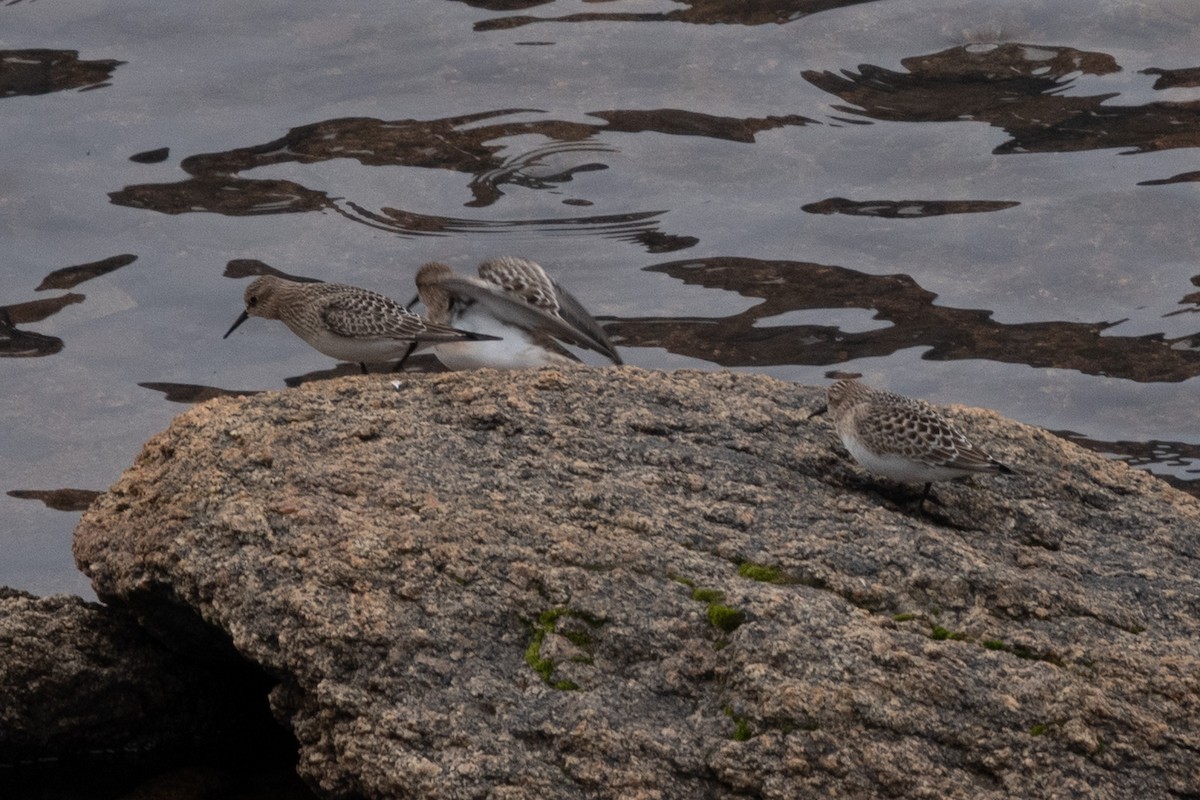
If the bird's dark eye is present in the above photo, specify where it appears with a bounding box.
[247,295,258,307]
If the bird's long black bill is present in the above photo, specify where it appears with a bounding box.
[808,403,828,420]
[223,310,250,339]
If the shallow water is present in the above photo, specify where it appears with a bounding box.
[3,0,1199,598]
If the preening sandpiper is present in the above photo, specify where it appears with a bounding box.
[811,378,1014,509]
[223,274,497,374]
[410,256,623,370]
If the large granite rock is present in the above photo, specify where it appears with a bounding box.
[73,368,1200,799]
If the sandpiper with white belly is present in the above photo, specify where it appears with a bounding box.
[223,274,497,374]
[410,256,623,371]
[811,378,1014,510]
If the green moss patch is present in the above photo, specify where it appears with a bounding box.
[981,637,1064,667]
[707,604,746,633]
[930,625,968,641]
[675,576,747,637]
[724,707,752,741]
[525,607,604,690]
[691,587,725,604]
[737,561,785,583]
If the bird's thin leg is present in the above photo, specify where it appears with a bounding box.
[392,342,419,372]
[359,362,370,375]
[918,482,932,512]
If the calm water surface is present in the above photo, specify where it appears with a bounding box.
[3,0,1200,597]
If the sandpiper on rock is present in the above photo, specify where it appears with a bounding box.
[812,378,1014,509]
[411,257,622,370]
[223,274,497,374]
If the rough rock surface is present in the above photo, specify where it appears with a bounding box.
[74,368,1200,799]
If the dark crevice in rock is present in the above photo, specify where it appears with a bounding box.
[0,589,315,800]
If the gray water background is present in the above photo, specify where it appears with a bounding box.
[3,0,1199,597]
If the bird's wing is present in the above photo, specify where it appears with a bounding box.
[860,401,1008,473]
[477,258,621,363]
[436,273,616,357]
[548,278,622,365]
[937,434,1008,473]
[320,288,476,342]
[913,402,1012,473]
[478,257,560,314]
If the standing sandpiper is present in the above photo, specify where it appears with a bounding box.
[410,256,623,370]
[223,275,498,374]
[811,379,1014,509]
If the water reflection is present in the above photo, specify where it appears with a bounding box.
[1166,275,1200,319]
[223,259,322,283]
[6,489,101,512]
[35,254,138,291]
[464,0,883,30]
[1055,432,1200,496]
[0,314,64,358]
[1141,67,1200,90]
[129,147,170,164]
[802,198,1018,218]
[588,109,814,143]
[0,295,83,358]
[0,49,124,97]
[110,176,334,217]
[110,118,696,247]
[339,205,699,253]
[606,257,1200,382]
[804,43,1200,155]
[108,108,827,251]
[1139,171,1200,187]
[2,255,142,358]
[138,383,262,405]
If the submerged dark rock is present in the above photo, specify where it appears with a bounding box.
[0,589,201,762]
[72,368,1200,798]
[0,589,312,798]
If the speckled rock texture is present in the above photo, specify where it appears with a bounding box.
[74,368,1200,799]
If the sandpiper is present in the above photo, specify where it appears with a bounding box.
[811,378,1014,509]
[409,256,623,370]
[223,274,498,374]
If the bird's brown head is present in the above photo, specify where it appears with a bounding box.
[243,275,287,319]
[826,379,869,416]
[414,262,455,319]
[223,275,288,338]
[415,262,453,289]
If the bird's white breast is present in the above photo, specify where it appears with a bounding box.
[433,306,572,370]
[842,435,972,484]
[286,322,411,363]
